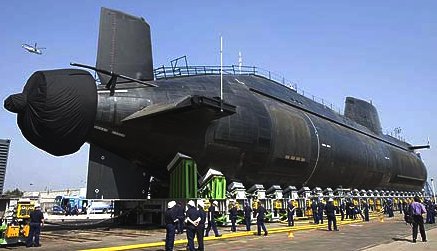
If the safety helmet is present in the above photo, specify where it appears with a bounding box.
[167,201,176,209]
[213,200,218,206]
[187,200,195,207]
[198,200,205,208]
[328,198,334,202]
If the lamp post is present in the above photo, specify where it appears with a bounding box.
[431,178,436,203]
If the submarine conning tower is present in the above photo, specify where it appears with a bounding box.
[344,97,382,135]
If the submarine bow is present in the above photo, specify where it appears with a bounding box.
[4,69,97,156]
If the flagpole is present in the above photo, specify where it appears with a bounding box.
[220,35,223,111]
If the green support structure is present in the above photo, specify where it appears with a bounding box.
[200,169,227,200]
[168,153,198,199]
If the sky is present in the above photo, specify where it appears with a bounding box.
[0,1,436,192]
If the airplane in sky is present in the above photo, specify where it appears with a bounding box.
[21,43,45,55]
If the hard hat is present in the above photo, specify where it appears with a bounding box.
[213,200,218,206]
[328,198,333,202]
[198,200,205,208]
[34,203,41,209]
[188,200,195,207]
[167,201,176,209]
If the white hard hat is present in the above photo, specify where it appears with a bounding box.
[328,198,333,202]
[187,200,195,207]
[34,203,41,208]
[168,201,176,209]
[213,200,218,206]
[198,200,205,208]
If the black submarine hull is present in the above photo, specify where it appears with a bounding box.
[88,74,426,192]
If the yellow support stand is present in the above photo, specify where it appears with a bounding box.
[288,230,294,238]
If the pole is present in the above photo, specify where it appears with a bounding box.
[220,35,223,112]
[432,178,436,202]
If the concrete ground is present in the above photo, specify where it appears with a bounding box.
[6,214,436,250]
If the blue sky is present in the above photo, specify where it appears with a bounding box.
[1,1,436,192]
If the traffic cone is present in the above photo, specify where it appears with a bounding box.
[288,230,294,238]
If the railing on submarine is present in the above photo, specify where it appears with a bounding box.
[153,64,343,114]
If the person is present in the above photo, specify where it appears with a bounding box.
[176,201,185,234]
[255,201,268,236]
[186,200,200,251]
[311,200,318,224]
[363,202,370,221]
[339,201,345,221]
[26,204,45,247]
[229,202,238,232]
[325,198,338,231]
[196,200,206,251]
[318,200,324,224]
[164,201,178,251]
[243,202,252,231]
[287,200,295,227]
[66,202,71,216]
[205,200,221,237]
[410,196,427,243]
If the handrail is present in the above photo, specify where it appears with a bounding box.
[153,65,342,114]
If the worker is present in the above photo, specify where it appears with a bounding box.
[339,201,345,221]
[363,201,370,221]
[287,199,295,227]
[410,196,427,243]
[325,198,338,231]
[164,201,178,251]
[196,200,206,251]
[186,200,200,251]
[256,201,268,236]
[318,199,324,224]
[26,204,44,247]
[311,200,318,224]
[176,201,185,234]
[243,201,252,231]
[229,202,238,232]
[205,200,221,237]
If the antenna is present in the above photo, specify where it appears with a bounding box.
[238,51,242,74]
[220,35,223,111]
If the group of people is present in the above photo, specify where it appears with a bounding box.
[310,198,339,231]
[165,200,269,251]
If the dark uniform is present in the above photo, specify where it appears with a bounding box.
[256,204,268,236]
[340,202,345,221]
[287,201,295,227]
[176,202,185,234]
[318,201,324,224]
[325,201,338,231]
[186,205,200,251]
[164,206,178,251]
[229,205,238,232]
[311,201,318,224]
[26,207,44,247]
[205,204,221,237]
[243,203,252,231]
[363,202,370,221]
[196,205,206,251]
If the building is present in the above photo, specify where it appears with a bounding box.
[0,139,11,195]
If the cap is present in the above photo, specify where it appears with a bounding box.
[198,200,205,208]
[213,200,218,206]
[187,200,195,207]
[328,198,333,202]
[168,201,176,209]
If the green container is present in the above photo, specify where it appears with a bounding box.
[201,176,226,200]
[168,154,198,199]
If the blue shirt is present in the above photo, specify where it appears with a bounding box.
[410,202,426,215]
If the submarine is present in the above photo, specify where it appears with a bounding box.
[4,8,428,199]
